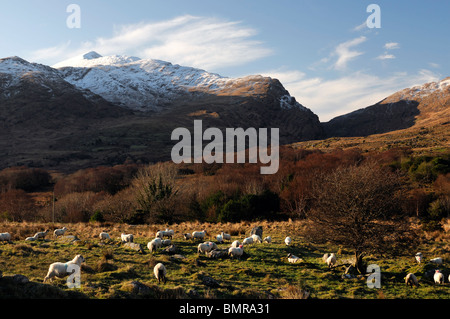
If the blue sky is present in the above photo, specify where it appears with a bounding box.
[1,0,448,121]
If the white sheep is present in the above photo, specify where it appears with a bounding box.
[221,232,231,241]
[44,255,85,283]
[430,257,443,265]
[285,237,292,246]
[0,232,12,242]
[322,253,330,263]
[183,233,192,240]
[434,269,444,284]
[156,230,172,239]
[287,253,303,263]
[153,263,167,284]
[231,240,241,248]
[405,273,420,287]
[121,233,134,243]
[326,253,337,268]
[25,234,39,241]
[216,234,224,244]
[53,227,67,238]
[242,237,254,246]
[251,234,262,244]
[165,229,174,238]
[34,229,49,240]
[263,236,271,243]
[148,238,162,253]
[228,245,244,259]
[198,242,214,254]
[192,230,208,240]
[99,232,111,241]
[415,252,423,264]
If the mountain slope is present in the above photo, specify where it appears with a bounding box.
[323,77,450,138]
[0,53,324,171]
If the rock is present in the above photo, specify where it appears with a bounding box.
[12,274,29,284]
[202,276,220,288]
[123,242,145,254]
[129,281,151,295]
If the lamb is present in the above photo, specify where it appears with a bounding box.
[34,229,49,240]
[434,269,444,284]
[242,237,254,246]
[192,230,208,241]
[153,263,167,284]
[285,236,292,246]
[231,240,241,248]
[148,238,162,253]
[228,245,244,259]
[198,242,214,254]
[287,253,303,263]
[326,253,337,268]
[183,233,192,240]
[221,232,231,241]
[251,234,262,244]
[53,227,68,238]
[121,233,134,243]
[44,255,85,283]
[430,257,443,265]
[0,232,11,242]
[99,232,111,241]
[415,252,423,264]
[405,273,420,287]
[263,236,271,243]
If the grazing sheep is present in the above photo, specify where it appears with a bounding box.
[216,234,224,244]
[231,240,241,248]
[165,229,174,239]
[44,255,85,283]
[322,253,330,263]
[263,236,271,243]
[198,242,214,254]
[228,245,244,259]
[53,227,68,238]
[153,263,167,284]
[287,253,303,264]
[405,273,420,287]
[25,234,39,241]
[147,238,162,253]
[121,233,134,243]
[242,237,254,246]
[430,257,443,265]
[251,234,262,244]
[415,252,423,264]
[206,249,229,259]
[250,226,263,238]
[0,232,11,242]
[434,270,444,284]
[285,237,292,246]
[221,232,231,241]
[161,239,172,246]
[99,232,111,241]
[183,233,192,240]
[326,253,337,268]
[192,230,208,241]
[34,230,49,240]
[156,230,173,239]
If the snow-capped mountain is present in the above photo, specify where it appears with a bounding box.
[54,51,305,112]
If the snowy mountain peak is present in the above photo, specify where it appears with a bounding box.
[82,51,102,60]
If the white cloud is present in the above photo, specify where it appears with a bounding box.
[333,36,367,70]
[28,15,273,71]
[376,54,396,60]
[384,42,400,50]
[261,69,440,122]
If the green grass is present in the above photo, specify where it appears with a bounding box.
[0,221,449,299]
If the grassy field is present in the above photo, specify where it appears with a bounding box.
[0,219,449,299]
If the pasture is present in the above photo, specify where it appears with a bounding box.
[0,219,449,299]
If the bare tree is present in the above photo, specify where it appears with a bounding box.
[305,161,415,273]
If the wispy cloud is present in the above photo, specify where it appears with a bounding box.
[376,54,396,60]
[333,36,367,70]
[28,15,273,71]
[384,42,400,50]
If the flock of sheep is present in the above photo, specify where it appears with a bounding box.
[0,226,448,291]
